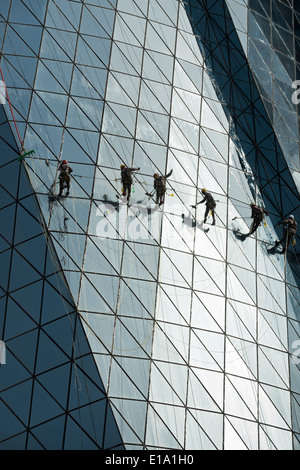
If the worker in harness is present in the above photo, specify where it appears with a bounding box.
[58,160,73,196]
[192,188,216,225]
[153,169,173,206]
[248,203,268,235]
[275,215,297,253]
[120,164,140,202]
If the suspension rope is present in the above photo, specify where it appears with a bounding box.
[0,66,25,151]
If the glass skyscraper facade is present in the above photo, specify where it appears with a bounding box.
[0,0,299,450]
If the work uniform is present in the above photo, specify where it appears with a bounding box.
[121,166,139,201]
[154,170,173,205]
[195,191,216,225]
[59,162,73,196]
[249,205,268,235]
[276,216,297,252]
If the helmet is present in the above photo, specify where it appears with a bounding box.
[62,159,68,164]
[289,215,294,219]
[201,188,207,193]
[154,173,159,178]
[250,202,255,206]
[120,164,125,169]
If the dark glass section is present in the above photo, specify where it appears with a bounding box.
[185,0,299,251]
[0,104,123,449]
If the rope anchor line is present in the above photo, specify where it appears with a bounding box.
[0,66,36,161]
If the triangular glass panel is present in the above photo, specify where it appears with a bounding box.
[258,385,290,429]
[145,22,175,55]
[109,358,146,400]
[149,364,183,406]
[102,402,124,450]
[2,55,37,89]
[186,410,220,449]
[201,98,227,133]
[227,266,255,305]
[0,378,33,425]
[3,25,39,57]
[0,204,16,243]
[14,208,44,247]
[225,337,257,380]
[4,297,37,340]
[258,345,289,388]
[7,329,38,374]
[259,423,292,450]
[108,401,144,447]
[191,292,223,333]
[40,58,73,91]
[258,309,287,350]
[0,344,32,389]
[102,104,133,138]
[35,61,67,94]
[71,96,103,130]
[0,400,26,441]
[173,60,199,94]
[171,88,200,123]
[113,315,153,358]
[261,383,291,428]
[77,275,114,314]
[9,249,41,291]
[75,64,107,100]
[61,132,96,167]
[10,280,43,324]
[193,256,224,296]
[40,30,71,61]
[169,118,197,153]
[145,403,181,448]
[28,123,63,158]
[110,41,142,76]
[28,377,64,428]
[35,329,70,375]
[227,415,258,450]
[30,415,65,450]
[155,361,187,404]
[84,238,120,275]
[46,0,76,31]
[225,376,256,420]
[41,279,75,324]
[107,71,139,107]
[118,12,146,46]
[144,50,174,84]
[134,140,167,174]
[28,92,65,126]
[80,34,111,68]
[224,416,248,450]
[152,402,185,447]
[156,287,187,326]
[85,273,118,313]
[66,128,99,163]
[226,300,256,341]
[70,399,108,448]
[63,415,99,450]
[115,355,150,399]
[85,3,115,34]
[68,365,106,414]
